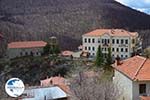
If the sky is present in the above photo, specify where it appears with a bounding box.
[115,0,150,14]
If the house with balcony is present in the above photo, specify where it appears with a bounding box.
[7,41,47,59]
[82,29,142,59]
[113,56,150,100]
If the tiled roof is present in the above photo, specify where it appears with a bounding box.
[59,85,70,95]
[61,51,73,57]
[113,56,150,81]
[40,76,67,86]
[139,96,150,100]
[83,29,138,37]
[8,41,47,49]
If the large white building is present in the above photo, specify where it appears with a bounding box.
[113,56,150,100]
[7,41,47,59]
[82,29,142,59]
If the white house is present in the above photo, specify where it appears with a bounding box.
[113,56,150,100]
[7,41,47,59]
[19,86,68,100]
[82,29,142,59]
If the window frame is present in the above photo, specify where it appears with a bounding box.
[139,84,146,95]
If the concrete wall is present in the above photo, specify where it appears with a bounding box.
[7,47,44,59]
[113,70,133,100]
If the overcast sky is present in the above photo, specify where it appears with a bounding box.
[115,0,150,14]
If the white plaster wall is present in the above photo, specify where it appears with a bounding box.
[82,34,138,59]
[111,36,131,58]
[82,36,100,57]
[113,70,133,100]
[132,81,150,100]
[7,47,44,59]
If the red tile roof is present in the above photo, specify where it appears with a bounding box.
[61,51,73,57]
[113,56,150,81]
[83,29,138,37]
[40,76,68,86]
[8,41,47,49]
[139,96,150,100]
[59,85,70,95]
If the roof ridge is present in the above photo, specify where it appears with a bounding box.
[133,58,147,80]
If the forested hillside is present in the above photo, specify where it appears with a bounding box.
[0,0,150,50]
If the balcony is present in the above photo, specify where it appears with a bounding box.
[118,44,128,47]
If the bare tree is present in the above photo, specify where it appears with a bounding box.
[70,71,120,100]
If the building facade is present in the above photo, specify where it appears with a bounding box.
[82,29,142,59]
[113,56,150,100]
[7,41,47,59]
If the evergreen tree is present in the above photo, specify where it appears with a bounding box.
[105,47,112,69]
[53,45,60,54]
[43,43,50,55]
[51,45,61,54]
[95,45,104,67]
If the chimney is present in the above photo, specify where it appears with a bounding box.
[50,80,53,85]
[46,76,49,79]
[115,55,122,66]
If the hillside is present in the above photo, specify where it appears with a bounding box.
[0,0,150,50]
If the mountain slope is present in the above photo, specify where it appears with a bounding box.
[0,0,150,50]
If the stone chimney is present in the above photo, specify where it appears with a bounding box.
[115,55,122,66]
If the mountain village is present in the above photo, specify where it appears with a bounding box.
[1,28,150,100]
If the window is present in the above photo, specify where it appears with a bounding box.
[139,84,146,95]
[121,39,124,44]
[36,52,39,55]
[88,39,91,43]
[105,39,107,44]
[88,47,91,51]
[102,39,104,44]
[125,39,128,44]
[125,55,128,58]
[92,47,95,51]
[20,52,23,56]
[117,39,119,44]
[121,55,123,58]
[116,48,119,52]
[104,48,107,51]
[93,53,95,56]
[30,51,33,56]
[112,39,115,44]
[85,46,87,50]
[98,39,100,43]
[112,48,115,52]
[121,48,124,52]
[132,39,135,44]
[84,38,87,43]
[125,48,128,52]
[107,39,110,44]
[25,52,28,55]
[92,38,95,43]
